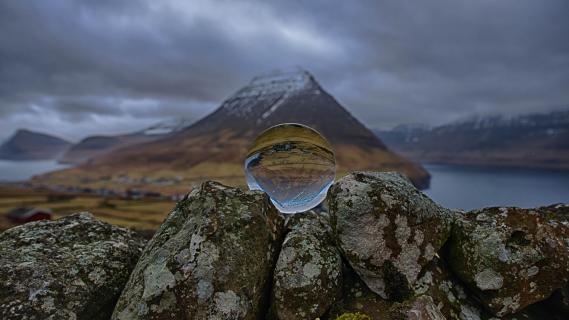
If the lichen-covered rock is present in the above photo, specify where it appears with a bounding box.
[327,264,397,319]
[334,312,372,320]
[271,211,342,319]
[330,258,487,320]
[538,203,569,316]
[0,213,146,320]
[112,181,284,320]
[328,265,448,320]
[540,203,569,221]
[329,171,453,300]
[390,295,447,320]
[414,258,489,320]
[447,206,569,316]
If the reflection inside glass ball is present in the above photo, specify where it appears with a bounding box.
[244,123,336,214]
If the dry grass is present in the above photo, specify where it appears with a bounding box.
[0,186,175,232]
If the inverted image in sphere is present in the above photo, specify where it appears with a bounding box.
[244,123,336,214]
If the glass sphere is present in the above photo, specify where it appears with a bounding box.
[244,123,336,214]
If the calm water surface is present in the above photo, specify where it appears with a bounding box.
[0,160,69,182]
[0,161,567,210]
[423,164,569,210]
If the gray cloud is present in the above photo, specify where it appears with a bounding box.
[1,0,568,141]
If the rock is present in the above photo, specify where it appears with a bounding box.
[447,206,569,316]
[540,203,569,221]
[0,212,146,320]
[548,287,569,315]
[390,295,446,320]
[329,171,452,300]
[502,300,567,320]
[328,265,448,320]
[112,181,284,320]
[329,258,487,320]
[271,211,342,320]
[414,258,488,320]
[540,204,569,315]
[334,313,372,320]
[327,264,398,319]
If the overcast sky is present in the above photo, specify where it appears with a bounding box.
[1,0,568,142]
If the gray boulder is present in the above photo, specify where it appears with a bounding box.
[329,171,452,300]
[329,258,487,320]
[0,213,146,320]
[390,295,446,320]
[447,206,569,316]
[413,257,489,320]
[327,264,397,319]
[533,204,569,317]
[112,181,284,320]
[271,211,342,319]
[328,265,448,320]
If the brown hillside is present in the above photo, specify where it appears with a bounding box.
[36,69,429,194]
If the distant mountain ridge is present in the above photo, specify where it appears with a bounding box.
[58,118,195,164]
[0,129,72,161]
[37,69,429,192]
[376,109,569,170]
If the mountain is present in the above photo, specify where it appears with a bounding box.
[0,129,72,160]
[58,118,194,164]
[376,109,569,170]
[37,69,429,193]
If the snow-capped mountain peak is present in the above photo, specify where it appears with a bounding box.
[222,69,318,118]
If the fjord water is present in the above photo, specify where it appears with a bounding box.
[0,160,69,182]
[245,123,336,214]
[0,159,566,211]
[424,164,569,210]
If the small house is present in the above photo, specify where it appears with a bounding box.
[7,207,53,223]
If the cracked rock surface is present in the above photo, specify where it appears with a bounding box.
[111,181,284,320]
[0,213,146,320]
[329,171,453,300]
[2,173,569,320]
[447,206,569,316]
[270,211,343,320]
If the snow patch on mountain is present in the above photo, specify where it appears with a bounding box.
[223,69,316,119]
[143,118,194,135]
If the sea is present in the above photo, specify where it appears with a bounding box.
[423,164,569,210]
[0,160,69,182]
[0,160,567,211]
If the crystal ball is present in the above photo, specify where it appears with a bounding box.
[244,123,336,214]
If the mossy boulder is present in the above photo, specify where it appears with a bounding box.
[414,257,489,320]
[271,211,342,319]
[329,171,453,300]
[329,264,452,320]
[447,206,569,316]
[112,181,285,320]
[335,312,372,320]
[0,213,146,320]
[327,264,396,319]
[330,258,487,320]
[538,204,569,316]
[390,295,446,320]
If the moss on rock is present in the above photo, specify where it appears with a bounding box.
[447,206,569,316]
[271,211,343,320]
[329,172,453,300]
[111,181,285,320]
[334,312,372,320]
[0,212,146,320]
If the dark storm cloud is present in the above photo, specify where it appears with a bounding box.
[1,0,568,141]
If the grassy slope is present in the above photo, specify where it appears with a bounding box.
[0,186,174,232]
